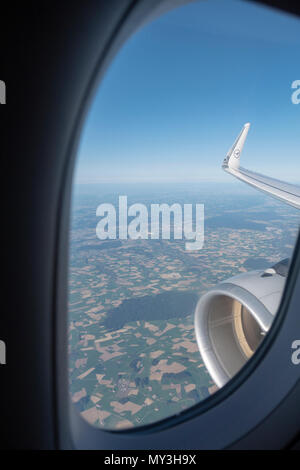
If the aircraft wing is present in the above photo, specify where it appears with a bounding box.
[222,123,300,210]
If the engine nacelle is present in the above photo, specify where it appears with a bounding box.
[194,260,289,388]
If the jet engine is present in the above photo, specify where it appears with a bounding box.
[194,259,289,388]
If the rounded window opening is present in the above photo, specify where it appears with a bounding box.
[69,0,300,430]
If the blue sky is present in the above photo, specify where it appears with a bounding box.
[74,0,300,184]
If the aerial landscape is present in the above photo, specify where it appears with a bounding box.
[64,0,300,436]
[68,183,299,429]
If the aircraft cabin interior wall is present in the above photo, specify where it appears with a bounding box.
[2,0,300,452]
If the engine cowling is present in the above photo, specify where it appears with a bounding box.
[194,260,289,388]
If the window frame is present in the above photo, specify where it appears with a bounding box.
[55,0,300,449]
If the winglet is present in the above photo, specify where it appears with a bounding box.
[221,123,300,209]
[223,123,250,170]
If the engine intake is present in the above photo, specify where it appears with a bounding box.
[194,263,288,388]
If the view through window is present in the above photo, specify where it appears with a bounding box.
[68,0,300,429]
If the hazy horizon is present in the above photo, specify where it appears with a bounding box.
[74,0,300,186]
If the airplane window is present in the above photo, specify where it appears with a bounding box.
[69,0,300,429]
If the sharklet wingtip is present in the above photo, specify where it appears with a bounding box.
[224,123,251,170]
